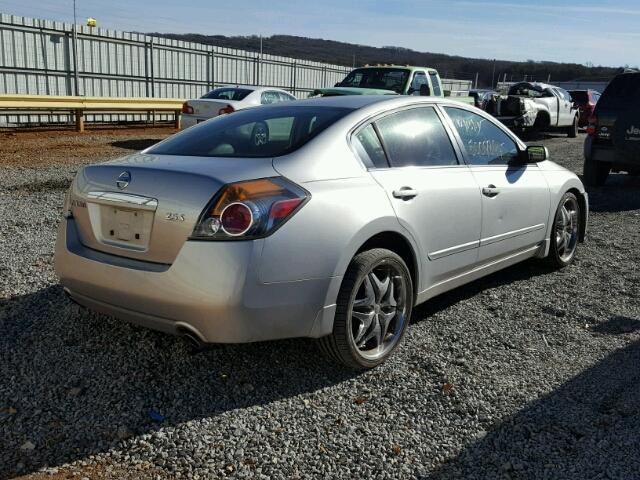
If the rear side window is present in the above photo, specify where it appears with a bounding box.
[599,74,640,107]
[429,72,442,96]
[261,91,281,104]
[375,107,458,167]
[353,124,388,168]
[444,107,519,166]
[201,88,252,101]
[148,106,351,158]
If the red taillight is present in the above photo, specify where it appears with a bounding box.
[220,202,253,236]
[270,198,304,219]
[192,178,309,240]
[586,114,597,136]
[181,102,194,114]
[218,104,235,115]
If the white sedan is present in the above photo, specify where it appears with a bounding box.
[180,86,296,129]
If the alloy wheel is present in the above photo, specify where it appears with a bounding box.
[350,264,408,361]
[555,195,579,262]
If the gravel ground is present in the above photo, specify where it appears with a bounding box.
[1,128,639,480]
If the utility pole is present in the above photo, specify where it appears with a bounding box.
[352,54,356,68]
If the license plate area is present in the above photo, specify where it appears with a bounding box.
[99,206,153,251]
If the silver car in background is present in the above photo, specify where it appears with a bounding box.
[55,96,588,369]
[180,86,296,129]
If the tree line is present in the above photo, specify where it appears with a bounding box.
[152,32,628,88]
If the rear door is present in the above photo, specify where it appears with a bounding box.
[355,105,482,289]
[442,106,550,263]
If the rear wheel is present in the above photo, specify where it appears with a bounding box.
[583,159,610,186]
[567,115,578,138]
[547,192,581,268]
[318,248,413,370]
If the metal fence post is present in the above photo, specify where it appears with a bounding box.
[291,61,297,96]
[149,39,155,98]
[207,50,213,90]
[71,24,80,96]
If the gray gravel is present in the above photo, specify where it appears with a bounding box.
[1,131,639,479]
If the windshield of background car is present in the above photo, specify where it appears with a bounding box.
[201,88,253,101]
[338,68,410,93]
[148,106,352,158]
[598,74,640,108]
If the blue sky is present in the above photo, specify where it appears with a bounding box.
[0,0,636,67]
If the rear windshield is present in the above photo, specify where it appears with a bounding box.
[201,88,253,101]
[599,74,640,107]
[337,68,410,93]
[569,91,588,103]
[148,106,352,158]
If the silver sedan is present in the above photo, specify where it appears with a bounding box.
[55,96,588,369]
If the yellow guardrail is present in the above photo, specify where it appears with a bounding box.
[0,94,184,131]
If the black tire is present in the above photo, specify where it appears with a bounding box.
[546,192,581,268]
[251,121,269,147]
[567,115,578,138]
[583,159,610,187]
[318,248,413,370]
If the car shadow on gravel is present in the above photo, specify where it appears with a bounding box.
[585,174,640,213]
[427,337,640,479]
[0,286,356,478]
[111,139,163,151]
[412,258,556,322]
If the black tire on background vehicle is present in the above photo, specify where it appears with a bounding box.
[583,159,610,186]
[546,192,581,268]
[567,115,578,138]
[318,248,413,370]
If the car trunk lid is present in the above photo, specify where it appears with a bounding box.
[186,99,241,118]
[69,153,277,264]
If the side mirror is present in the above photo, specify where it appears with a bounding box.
[525,145,548,163]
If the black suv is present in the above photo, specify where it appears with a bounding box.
[584,72,640,186]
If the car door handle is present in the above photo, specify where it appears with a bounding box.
[392,187,418,200]
[482,185,500,198]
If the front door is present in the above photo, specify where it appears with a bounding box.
[353,106,482,290]
[442,106,550,263]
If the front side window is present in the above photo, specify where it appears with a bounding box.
[374,107,458,167]
[148,106,351,158]
[444,107,519,166]
[410,72,428,94]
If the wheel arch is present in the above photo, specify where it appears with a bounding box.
[567,187,588,242]
[354,231,420,297]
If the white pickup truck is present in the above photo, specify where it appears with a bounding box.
[487,82,580,137]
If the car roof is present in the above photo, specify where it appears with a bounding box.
[282,95,474,113]
[213,85,290,93]
[355,65,438,73]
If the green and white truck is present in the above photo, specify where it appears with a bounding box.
[310,65,474,104]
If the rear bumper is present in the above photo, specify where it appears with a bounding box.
[180,114,209,129]
[495,114,535,129]
[55,218,339,343]
[584,136,640,169]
